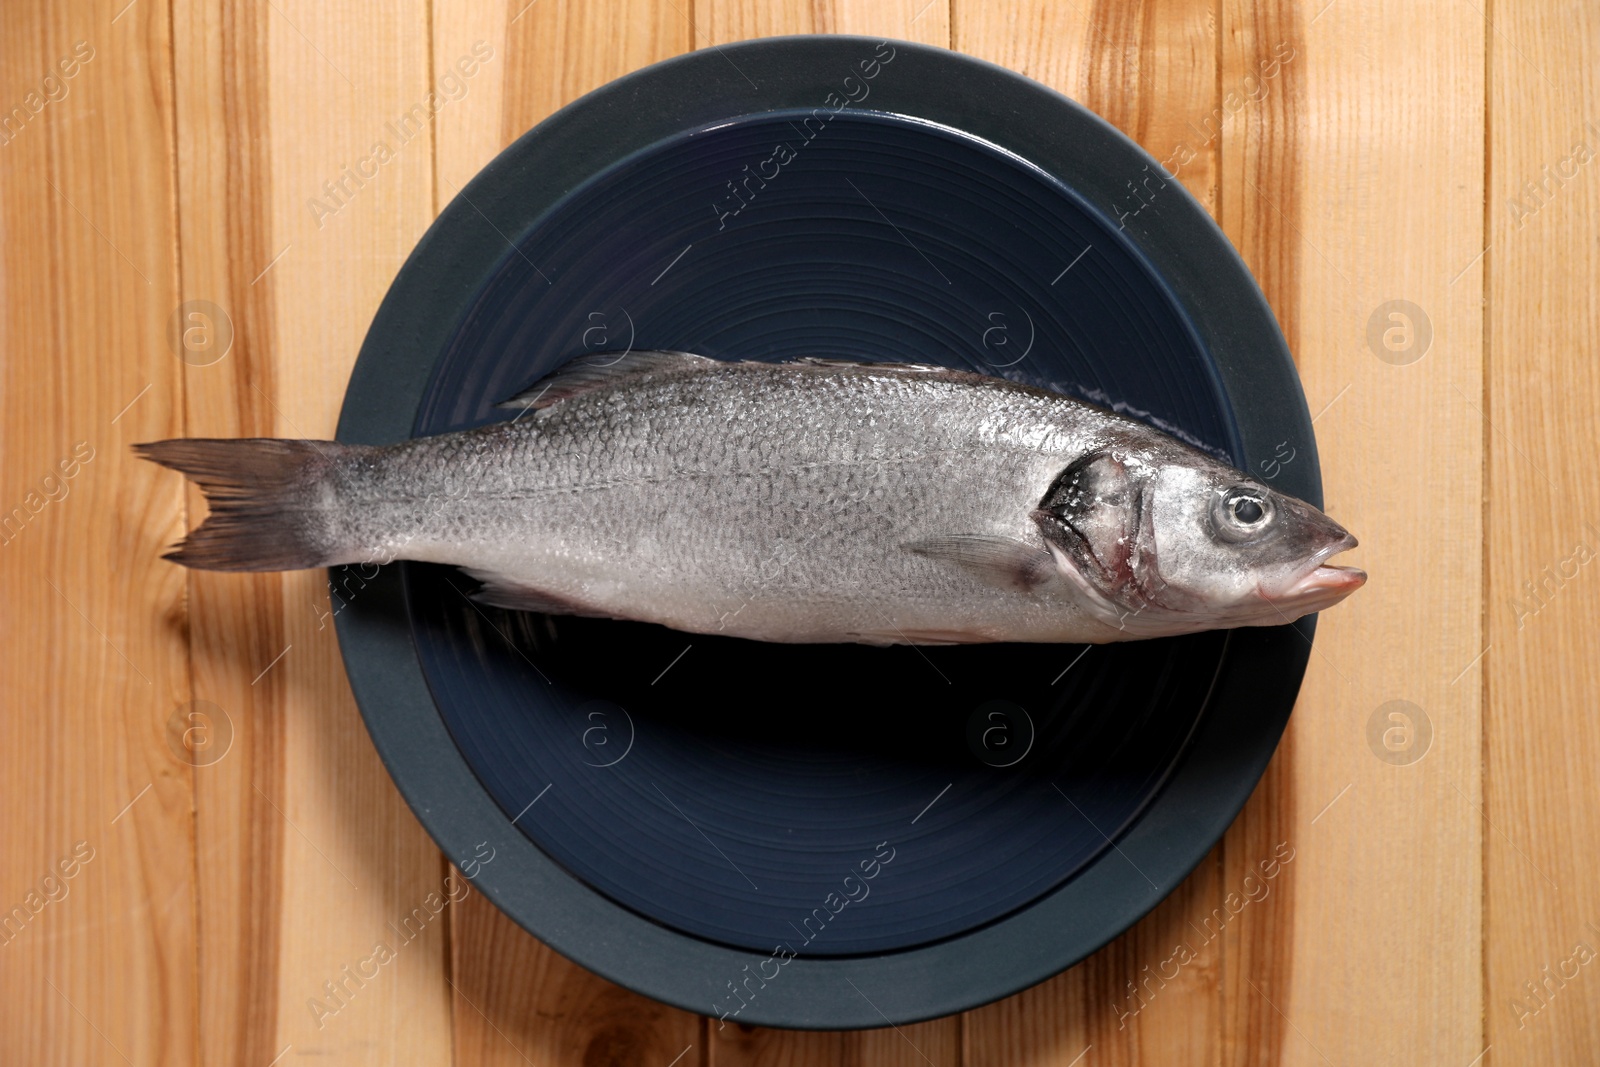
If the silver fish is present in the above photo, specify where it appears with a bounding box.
[135,352,1364,644]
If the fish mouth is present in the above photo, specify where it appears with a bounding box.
[1263,534,1367,614]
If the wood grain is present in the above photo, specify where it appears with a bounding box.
[169,2,289,1064]
[5,0,1597,1064]
[0,2,198,1065]
[1484,0,1600,1063]
[710,1020,963,1067]
[702,0,949,48]
[1280,1,1485,1064]
[500,0,694,152]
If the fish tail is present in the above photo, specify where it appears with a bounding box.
[134,438,357,571]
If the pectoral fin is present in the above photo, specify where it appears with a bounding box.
[462,568,620,618]
[903,535,1056,592]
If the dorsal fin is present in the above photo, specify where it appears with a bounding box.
[495,350,718,412]
[786,357,952,374]
[496,352,1010,413]
[780,356,992,382]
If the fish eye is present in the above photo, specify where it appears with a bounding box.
[1212,486,1274,543]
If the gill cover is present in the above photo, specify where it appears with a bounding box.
[1033,451,1169,631]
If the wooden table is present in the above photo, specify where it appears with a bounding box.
[3,0,1595,1063]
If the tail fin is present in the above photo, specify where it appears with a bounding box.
[134,438,352,572]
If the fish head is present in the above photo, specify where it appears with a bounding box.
[1033,447,1364,635]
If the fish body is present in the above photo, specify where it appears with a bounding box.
[137,353,1364,644]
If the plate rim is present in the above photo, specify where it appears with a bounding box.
[334,33,1319,1030]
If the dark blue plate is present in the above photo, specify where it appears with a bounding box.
[336,36,1320,1028]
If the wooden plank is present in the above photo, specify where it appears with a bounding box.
[1266,0,1485,1064]
[1484,1,1600,1063]
[168,3,294,1065]
[711,1023,962,1067]
[438,3,708,1063]
[238,2,454,1062]
[499,0,695,149]
[0,2,199,1066]
[434,0,509,198]
[702,0,949,46]
[957,3,1225,1065]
